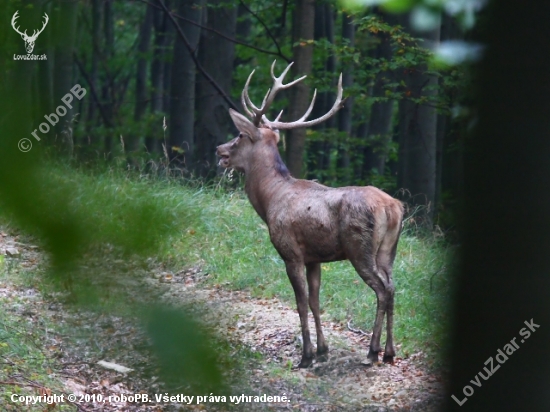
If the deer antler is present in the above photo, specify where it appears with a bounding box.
[242,60,307,126]
[269,73,344,130]
[241,60,345,130]
[11,11,27,37]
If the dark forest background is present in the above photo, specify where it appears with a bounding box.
[0,0,472,229]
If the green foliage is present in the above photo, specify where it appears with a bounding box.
[144,306,224,393]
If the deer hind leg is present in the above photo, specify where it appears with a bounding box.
[349,256,387,363]
[285,261,314,368]
[367,277,388,363]
[306,263,328,361]
[377,229,400,363]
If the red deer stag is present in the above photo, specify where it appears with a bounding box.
[216,61,403,368]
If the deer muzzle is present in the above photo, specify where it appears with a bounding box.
[216,145,230,168]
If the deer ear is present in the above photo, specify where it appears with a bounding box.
[229,109,261,142]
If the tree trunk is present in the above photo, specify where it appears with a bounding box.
[87,0,101,133]
[235,3,251,63]
[437,13,463,220]
[102,0,115,156]
[363,10,396,178]
[146,2,170,155]
[130,4,154,156]
[162,21,173,116]
[195,1,237,176]
[37,2,54,125]
[307,2,335,180]
[336,12,355,184]
[53,0,78,155]
[285,0,315,178]
[168,0,203,167]
[397,17,440,227]
[447,2,550,410]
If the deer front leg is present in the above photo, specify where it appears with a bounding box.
[306,263,328,361]
[285,261,314,368]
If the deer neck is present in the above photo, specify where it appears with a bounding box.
[243,148,292,223]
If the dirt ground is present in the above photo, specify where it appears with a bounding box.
[0,232,445,411]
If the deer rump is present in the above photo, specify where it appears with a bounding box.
[267,183,402,265]
[217,61,404,368]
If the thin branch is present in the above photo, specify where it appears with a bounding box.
[277,0,288,37]
[156,0,239,111]
[74,53,114,128]
[139,0,290,62]
[347,319,369,336]
[239,0,286,59]
[0,380,44,388]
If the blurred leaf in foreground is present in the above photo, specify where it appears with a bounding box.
[144,306,224,393]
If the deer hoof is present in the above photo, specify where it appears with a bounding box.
[297,357,314,368]
[383,353,394,364]
[367,350,379,363]
[316,346,329,362]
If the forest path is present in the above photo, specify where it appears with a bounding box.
[0,231,444,411]
[155,270,444,411]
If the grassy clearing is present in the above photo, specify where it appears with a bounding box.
[3,165,454,368]
[0,258,74,410]
[161,186,453,365]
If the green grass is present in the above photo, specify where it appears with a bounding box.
[162,186,453,365]
[0,262,74,410]
[2,165,454,367]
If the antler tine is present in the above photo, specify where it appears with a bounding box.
[258,61,307,124]
[259,87,272,111]
[273,110,284,123]
[270,60,307,91]
[241,60,313,127]
[242,68,275,126]
[269,73,345,130]
[294,89,317,123]
[11,11,26,36]
[241,69,256,119]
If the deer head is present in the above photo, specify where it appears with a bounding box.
[11,11,49,54]
[217,61,344,172]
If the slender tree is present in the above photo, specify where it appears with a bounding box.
[168,0,203,167]
[53,0,78,155]
[307,2,336,180]
[285,0,315,177]
[194,1,237,176]
[87,0,101,131]
[102,0,115,156]
[130,4,154,156]
[146,2,170,154]
[363,10,396,178]
[397,15,440,226]
[336,12,355,183]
